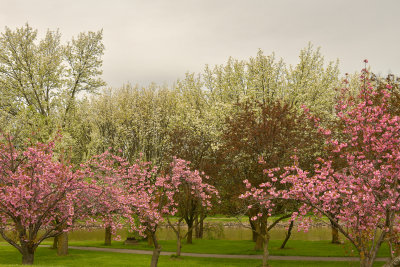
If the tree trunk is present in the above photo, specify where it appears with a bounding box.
[168,218,183,257]
[22,252,34,265]
[186,220,193,244]
[330,219,340,244]
[146,230,154,247]
[104,226,112,246]
[57,232,68,256]
[194,215,199,238]
[198,214,205,239]
[174,221,182,257]
[383,255,400,267]
[360,255,374,267]
[198,217,204,239]
[262,234,270,267]
[21,245,35,265]
[255,234,264,250]
[360,235,384,267]
[52,220,59,249]
[280,220,294,249]
[150,232,161,267]
[52,236,58,249]
[331,225,340,244]
[176,235,182,257]
[254,221,264,251]
[249,217,257,242]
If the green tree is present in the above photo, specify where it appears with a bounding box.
[286,43,340,118]
[0,23,105,145]
[0,23,105,254]
[88,84,177,165]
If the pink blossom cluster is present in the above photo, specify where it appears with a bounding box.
[168,157,220,212]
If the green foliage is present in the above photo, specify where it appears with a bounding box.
[204,43,340,116]
[286,43,340,118]
[166,73,215,170]
[0,24,104,160]
[87,84,177,164]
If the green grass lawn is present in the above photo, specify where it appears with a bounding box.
[56,239,389,258]
[0,245,385,267]
[0,218,390,267]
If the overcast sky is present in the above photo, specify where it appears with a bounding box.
[1,0,399,88]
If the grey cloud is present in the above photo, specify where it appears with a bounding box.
[1,0,399,87]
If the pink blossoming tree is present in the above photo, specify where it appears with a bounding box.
[82,150,132,245]
[0,137,93,265]
[239,166,292,267]
[122,158,179,267]
[265,69,400,267]
[165,158,219,256]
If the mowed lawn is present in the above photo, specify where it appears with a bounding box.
[61,239,390,258]
[0,245,386,267]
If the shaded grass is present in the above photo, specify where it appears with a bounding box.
[51,239,390,258]
[0,245,385,267]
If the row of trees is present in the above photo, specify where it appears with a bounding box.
[2,69,400,267]
[0,25,345,235]
[1,25,400,267]
[0,138,219,266]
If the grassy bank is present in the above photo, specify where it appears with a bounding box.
[37,239,390,258]
[0,245,384,267]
